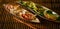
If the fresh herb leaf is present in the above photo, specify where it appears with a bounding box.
[39,12,44,16]
[47,10,52,14]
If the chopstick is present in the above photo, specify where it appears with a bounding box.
[13,17,37,29]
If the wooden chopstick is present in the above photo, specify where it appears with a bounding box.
[13,17,37,29]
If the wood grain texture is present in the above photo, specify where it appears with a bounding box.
[0,0,60,29]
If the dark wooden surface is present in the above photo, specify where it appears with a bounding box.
[0,0,60,29]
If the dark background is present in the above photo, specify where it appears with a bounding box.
[0,0,60,29]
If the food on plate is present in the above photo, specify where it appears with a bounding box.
[18,1,60,21]
[20,1,38,12]
[44,10,59,21]
[3,3,40,23]
[20,1,46,16]
[3,0,60,22]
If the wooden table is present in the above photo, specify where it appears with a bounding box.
[0,0,60,29]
